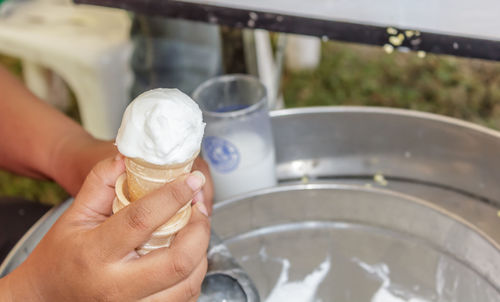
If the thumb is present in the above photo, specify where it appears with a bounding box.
[72,154,126,217]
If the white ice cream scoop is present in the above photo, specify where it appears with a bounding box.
[116,88,205,165]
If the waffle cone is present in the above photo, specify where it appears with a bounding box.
[124,151,199,202]
[113,174,192,254]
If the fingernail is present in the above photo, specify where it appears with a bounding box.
[186,171,205,191]
[192,190,204,205]
[196,201,209,217]
[114,153,123,161]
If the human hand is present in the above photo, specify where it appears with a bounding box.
[1,156,210,301]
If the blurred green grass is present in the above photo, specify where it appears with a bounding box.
[0,172,68,206]
[2,38,500,205]
[283,41,500,129]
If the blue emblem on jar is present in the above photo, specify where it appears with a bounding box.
[202,136,240,173]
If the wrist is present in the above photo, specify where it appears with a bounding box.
[49,132,92,188]
[49,133,117,195]
[0,268,43,302]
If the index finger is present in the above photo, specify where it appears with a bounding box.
[92,171,206,259]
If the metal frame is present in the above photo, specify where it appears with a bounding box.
[76,0,500,61]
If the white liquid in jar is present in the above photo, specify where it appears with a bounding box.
[203,130,276,201]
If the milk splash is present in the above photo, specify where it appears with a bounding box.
[264,251,330,302]
[352,258,430,302]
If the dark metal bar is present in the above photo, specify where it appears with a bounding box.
[75,0,500,61]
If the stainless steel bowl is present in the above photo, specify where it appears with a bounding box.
[212,184,500,301]
[272,107,500,244]
[273,107,500,204]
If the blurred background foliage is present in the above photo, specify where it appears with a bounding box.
[2,28,500,205]
[283,41,500,130]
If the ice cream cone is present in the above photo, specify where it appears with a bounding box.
[124,151,199,202]
[114,88,205,255]
[113,174,192,254]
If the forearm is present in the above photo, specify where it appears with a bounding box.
[0,66,86,176]
[0,66,116,195]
